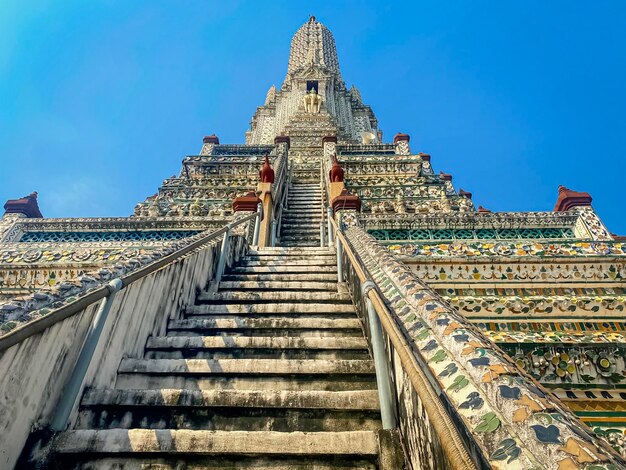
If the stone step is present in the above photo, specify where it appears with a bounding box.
[281,243,324,248]
[187,303,354,315]
[237,259,333,267]
[218,281,337,291]
[279,229,322,235]
[50,457,377,470]
[167,317,361,333]
[287,203,322,207]
[282,220,322,226]
[281,224,322,229]
[279,231,322,236]
[197,291,351,303]
[279,248,325,251]
[146,336,368,351]
[81,388,380,411]
[243,254,335,261]
[118,358,376,376]
[283,209,322,214]
[145,334,369,359]
[282,214,323,220]
[115,374,378,392]
[282,218,322,222]
[76,391,380,433]
[76,404,379,434]
[228,265,336,274]
[248,248,332,255]
[146,349,368,361]
[280,237,322,244]
[52,430,380,458]
[279,223,322,228]
[222,273,337,282]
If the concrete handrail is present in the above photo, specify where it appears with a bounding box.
[0,212,257,353]
[328,216,477,469]
[274,162,292,245]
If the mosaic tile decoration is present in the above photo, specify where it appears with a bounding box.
[346,224,625,469]
[369,227,575,241]
[19,230,201,243]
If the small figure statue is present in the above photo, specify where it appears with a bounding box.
[459,197,472,212]
[189,199,204,216]
[303,88,322,113]
[371,200,387,214]
[393,194,406,214]
[147,202,161,217]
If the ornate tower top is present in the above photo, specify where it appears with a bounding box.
[285,16,341,81]
[248,17,379,145]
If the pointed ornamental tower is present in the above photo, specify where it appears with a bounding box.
[248,16,379,145]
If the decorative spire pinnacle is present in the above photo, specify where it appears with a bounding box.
[286,17,341,80]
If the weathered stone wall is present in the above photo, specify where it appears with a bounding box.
[0,234,248,469]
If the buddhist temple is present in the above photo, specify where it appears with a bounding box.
[1,16,624,470]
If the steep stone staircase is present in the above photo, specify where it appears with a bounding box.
[47,246,387,469]
[280,177,323,248]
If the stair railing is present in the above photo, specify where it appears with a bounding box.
[0,212,258,435]
[319,162,327,247]
[328,216,477,469]
[273,162,292,247]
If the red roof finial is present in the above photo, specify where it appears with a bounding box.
[203,134,219,144]
[554,185,592,211]
[3,191,43,218]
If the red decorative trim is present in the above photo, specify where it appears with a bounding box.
[393,133,410,143]
[322,135,338,144]
[477,205,491,213]
[259,156,275,184]
[439,171,452,181]
[233,191,261,213]
[274,135,290,148]
[329,156,344,183]
[418,152,430,162]
[554,185,592,211]
[203,134,220,144]
[459,189,472,200]
[3,192,43,218]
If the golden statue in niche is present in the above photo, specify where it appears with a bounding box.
[303,88,322,113]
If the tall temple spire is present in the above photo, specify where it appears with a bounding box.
[248,17,379,146]
[285,15,342,82]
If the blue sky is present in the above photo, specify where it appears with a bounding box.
[1,1,625,234]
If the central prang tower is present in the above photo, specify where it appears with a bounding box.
[247,16,380,155]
